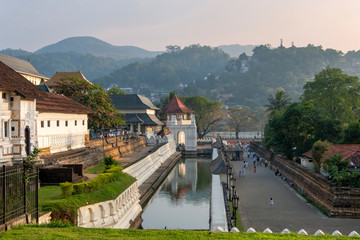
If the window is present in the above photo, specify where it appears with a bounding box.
[47,121,50,127]
[2,93,6,99]
[10,97,14,101]
[41,121,44,128]
[65,121,68,127]
[11,127,15,131]
[82,120,85,125]
[75,120,77,126]
[57,120,60,127]
[4,122,8,137]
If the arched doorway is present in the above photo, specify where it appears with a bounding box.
[25,126,30,156]
[177,131,185,145]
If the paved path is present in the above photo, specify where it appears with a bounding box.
[232,154,360,234]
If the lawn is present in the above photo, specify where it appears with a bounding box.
[0,225,354,240]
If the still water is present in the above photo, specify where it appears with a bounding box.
[141,157,212,230]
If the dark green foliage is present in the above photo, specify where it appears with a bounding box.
[324,154,359,187]
[311,140,331,173]
[54,77,125,129]
[23,147,40,183]
[104,155,117,167]
[264,102,340,159]
[343,122,360,143]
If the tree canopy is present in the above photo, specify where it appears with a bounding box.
[54,77,125,129]
[181,96,223,138]
[227,108,255,138]
[301,67,360,123]
[264,89,291,119]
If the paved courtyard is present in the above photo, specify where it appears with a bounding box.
[232,155,360,234]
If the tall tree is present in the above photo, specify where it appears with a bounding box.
[182,96,223,138]
[54,77,125,129]
[264,89,291,118]
[311,140,331,173]
[227,108,255,138]
[302,67,360,123]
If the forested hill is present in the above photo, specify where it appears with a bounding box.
[180,44,360,110]
[94,45,230,89]
[35,36,163,60]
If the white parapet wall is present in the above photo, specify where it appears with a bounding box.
[123,136,176,186]
[77,181,142,229]
[210,147,228,232]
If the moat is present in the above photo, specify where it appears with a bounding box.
[141,157,212,229]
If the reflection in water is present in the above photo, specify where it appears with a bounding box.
[141,157,211,229]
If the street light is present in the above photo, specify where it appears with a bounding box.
[232,193,239,227]
[227,165,232,189]
[228,172,233,201]
[230,176,236,201]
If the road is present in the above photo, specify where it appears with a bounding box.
[232,155,360,235]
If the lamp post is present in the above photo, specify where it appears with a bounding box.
[232,193,239,227]
[230,176,236,202]
[227,165,232,190]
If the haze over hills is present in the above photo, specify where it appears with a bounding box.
[34,36,163,60]
[217,44,256,57]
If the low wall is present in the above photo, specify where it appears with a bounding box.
[123,137,176,186]
[250,142,360,217]
[209,148,228,232]
[77,181,142,229]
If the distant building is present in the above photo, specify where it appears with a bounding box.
[0,53,49,85]
[111,94,163,137]
[46,71,91,89]
[301,144,360,170]
[160,96,197,151]
[0,61,91,165]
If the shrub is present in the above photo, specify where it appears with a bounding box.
[60,166,124,197]
[60,182,73,198]
[104,156,116,166]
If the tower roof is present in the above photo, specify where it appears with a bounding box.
[160,96,195,114]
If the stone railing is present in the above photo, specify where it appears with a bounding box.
[145,135,169,146]
[124,136,176,186]
[77,181,142,229]
[250,142,360,217]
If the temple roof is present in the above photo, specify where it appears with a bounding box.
[160,96,195,114]
[111,94,159,110]
[0,61,91,114]
[0,53,49,80]
[46,71,91,88]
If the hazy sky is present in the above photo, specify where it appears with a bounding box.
[1,0,360,52]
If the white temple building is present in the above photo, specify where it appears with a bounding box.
[160,96,197,151]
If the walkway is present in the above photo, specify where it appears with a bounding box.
[232,154,360,234]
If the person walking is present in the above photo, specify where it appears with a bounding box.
[242,167,246,177]
[269,198,274,207]
[254,165,256,173]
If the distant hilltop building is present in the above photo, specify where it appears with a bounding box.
[0,53,49,85]
[46,71,91,89]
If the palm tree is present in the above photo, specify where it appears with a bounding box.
[264,89,291,118]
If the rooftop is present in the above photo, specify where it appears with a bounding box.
[111,94,159,110]
[160,96,195,114]
[0,53,49,79]
[46,71,91,88]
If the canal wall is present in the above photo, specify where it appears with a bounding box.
[250,141,360,218]
[77,181,142,229]
[75,136,179,229]
[209,147,229,232]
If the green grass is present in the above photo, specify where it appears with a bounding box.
[38,172,136,221]
[85,161,120,174]
[0,226,354,240]
[229,201,243,231]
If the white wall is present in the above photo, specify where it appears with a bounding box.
[37,112,88,153]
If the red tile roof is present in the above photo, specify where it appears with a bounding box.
[0,61,91,114]
[303,144,360,167]
[160,96,195,114]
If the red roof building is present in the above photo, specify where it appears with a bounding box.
[160,96,195,114]
[302,144,360,167]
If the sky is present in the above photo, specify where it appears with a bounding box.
[1,0,360,52]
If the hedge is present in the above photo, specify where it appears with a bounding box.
[60,166,124,197]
